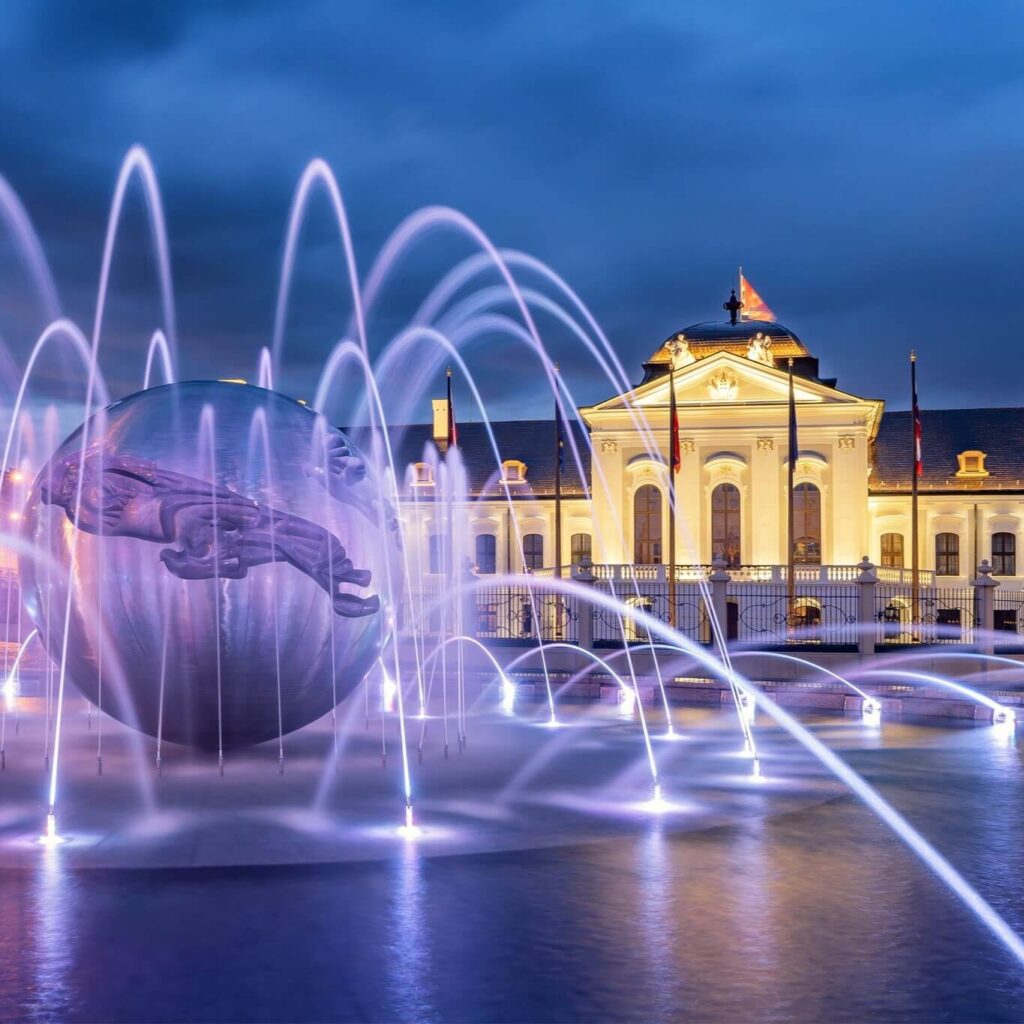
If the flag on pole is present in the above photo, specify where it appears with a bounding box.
[446,367,458,449]
[739,270,776,322]
[556,402,565,471]
[911,352,922,478]
[669,364,681,474]
[788,359,798,469]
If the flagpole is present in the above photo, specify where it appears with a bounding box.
[553,364,562,580]
[787,357,797,634]
[668,360,677,628]
[911,351,920,635]
[445,366,456,600]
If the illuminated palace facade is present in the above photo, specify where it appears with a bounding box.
[394,305,1024,585]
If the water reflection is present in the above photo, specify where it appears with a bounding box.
[636,823,678,1018]
[27,846,75,1022]
[387,843,435,1021]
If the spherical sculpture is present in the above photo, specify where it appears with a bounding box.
[19,381,400,750]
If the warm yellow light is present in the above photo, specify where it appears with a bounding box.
[9,470,23,483]
[7,511,20,522]
[218,378,248,385]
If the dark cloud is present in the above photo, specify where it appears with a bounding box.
[2,0,1024,422]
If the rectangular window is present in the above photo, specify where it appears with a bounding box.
[935,532,960,577]
[523,533,544,572]
[993,532,1017,576]
[880,532,904,569]
[475,534,496,575]
[570,532,592,563]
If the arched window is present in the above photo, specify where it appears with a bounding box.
[711,483,741,568]
[792,483,822,564]
[935,532,959,576]
[475,533,496,574]
[522,533,544,572]
[880,532,904,569]
[993,532,1016,576]
[633,485,662,564]
[570,532,592,563]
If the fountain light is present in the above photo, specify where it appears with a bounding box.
[862,698,882,721]
[751,757,765,782]
[382,669,397,713]
[500,674,516,714]
[396,803,423,840]
[739,693,756,726]
[619,688,637,717]
[993,706,1016,727]
[38,811,62,847]
[2,674,15,710]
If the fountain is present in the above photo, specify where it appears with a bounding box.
[0,146,1022,1023]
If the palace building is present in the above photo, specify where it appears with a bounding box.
[393,295,1024,586]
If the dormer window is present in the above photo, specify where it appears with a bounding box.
[501,459,527,484]
[410,462,434,487]
[956,450,989,478]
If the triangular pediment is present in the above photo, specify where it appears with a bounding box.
[584,351,868,414]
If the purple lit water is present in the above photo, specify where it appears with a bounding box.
[0,703,1022,1022]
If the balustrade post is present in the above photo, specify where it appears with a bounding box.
[574,555,597,650]
[709,555,731,644]
[971,559,998,657]
[855,555,878,656]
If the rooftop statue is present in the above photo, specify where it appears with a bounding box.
[746,331,774,366]
[667,333,696,369]
[41,444,380,618]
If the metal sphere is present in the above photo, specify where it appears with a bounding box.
[19,381,399,750]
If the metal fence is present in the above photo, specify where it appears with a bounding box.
[727,582,860,647]
[994,590,1024,649]
[875,584,976,645]
[472,584,579,643]
[408,582,580,643]
[404,573,979,650]
[591,580,710,647]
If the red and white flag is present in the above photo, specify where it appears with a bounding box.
[739,271,776,322]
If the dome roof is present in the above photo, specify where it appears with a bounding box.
[642,318,809,381]
[666,318,803,348]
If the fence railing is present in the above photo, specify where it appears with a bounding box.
[874,584,977,645]
[567,563,936,586]
[591,580,710,646]
[728,582,860,647]
[403,558,994,652]
[409,580,580,643]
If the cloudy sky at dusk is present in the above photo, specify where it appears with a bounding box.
[2,0,1024,421]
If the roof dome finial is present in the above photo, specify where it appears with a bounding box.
[723,289,743,325]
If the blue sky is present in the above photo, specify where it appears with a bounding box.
[2,0,1024,420]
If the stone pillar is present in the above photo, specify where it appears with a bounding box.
[972,558,998,657]
[709,554,731,645]
[855,555,878,656]
[574,555,597,650]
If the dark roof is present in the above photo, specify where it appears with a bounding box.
[667,318,804,347]
[352,419,591,497]
[872,407,1024,490]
